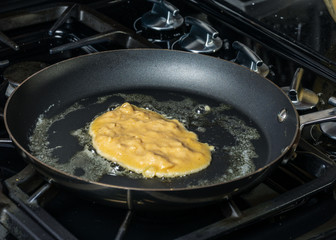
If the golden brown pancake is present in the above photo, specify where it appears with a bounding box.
[89,102,213,178]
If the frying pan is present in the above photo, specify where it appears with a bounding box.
[4,49,335,210]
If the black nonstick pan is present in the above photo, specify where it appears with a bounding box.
[4,49,335,210]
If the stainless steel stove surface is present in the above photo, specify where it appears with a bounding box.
[1,1,336,240]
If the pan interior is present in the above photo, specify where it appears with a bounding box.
[28,89,268,189]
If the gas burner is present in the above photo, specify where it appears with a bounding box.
[303,123,336,160]
[3,61,48,97]
[282,68,319,111]
[320,122,336,140]
[135,0,184,47]
[320,97,336,144]
[300,97,336,159]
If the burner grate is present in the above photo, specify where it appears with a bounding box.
[0,145,335,240]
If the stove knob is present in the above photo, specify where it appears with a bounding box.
[281,68,319,111]
[141,0,184,31]
[178,17,223,54]
[232,41,269,77]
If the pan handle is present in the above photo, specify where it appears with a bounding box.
[299,97,336,129]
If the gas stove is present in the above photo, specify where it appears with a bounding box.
[1,1,336,239]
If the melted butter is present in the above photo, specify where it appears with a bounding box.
[89,102,213,178]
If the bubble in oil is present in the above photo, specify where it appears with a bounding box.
[194,104,211,115]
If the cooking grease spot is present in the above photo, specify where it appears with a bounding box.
[28,91,261,185]
[29,102,114,181]
[29,102,84,162]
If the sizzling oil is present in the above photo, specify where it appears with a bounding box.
[28,90,261,185]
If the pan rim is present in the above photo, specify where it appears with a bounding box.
[4,48,301,192]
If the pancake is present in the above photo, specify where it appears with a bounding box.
[89,102,213,178]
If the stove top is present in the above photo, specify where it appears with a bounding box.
[226,0,336,67]
[1,1,336,239]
